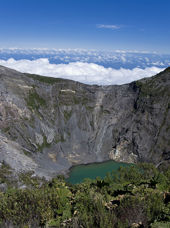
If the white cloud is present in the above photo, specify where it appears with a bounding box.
[115,50,155,54]
[97,24,120,30]
[0,58,164,85]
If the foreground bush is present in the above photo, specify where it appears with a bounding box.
[0,163,169,227]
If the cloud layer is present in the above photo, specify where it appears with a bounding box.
[0,58,164,85]
[97,24,120,30]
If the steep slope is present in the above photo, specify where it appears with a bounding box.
[0,66,169,178]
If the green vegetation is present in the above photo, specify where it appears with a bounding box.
[81,97,89,105]
[55,134,65,143]
[37,135,51,152]
[72,96,89,105]
[151,221,170,228]
[157,106,169,139]
[0,163,169,227]
[2,126,10,133]
[85,105,94,111]
[22,149,31,156]
[73,96,80,105]
[26,89,46,111]
[63,110,72,122]
[0,162,13,186]
[136,80,158,97]
[58,89,91,106]
[25,73,64,84]
[136,78,170,98]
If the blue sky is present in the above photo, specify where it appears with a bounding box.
[0,0,170,53]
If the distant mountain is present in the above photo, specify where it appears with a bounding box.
[0,65,169,178]
[0,48,170,69]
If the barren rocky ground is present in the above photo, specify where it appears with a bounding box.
[0,66,169,178]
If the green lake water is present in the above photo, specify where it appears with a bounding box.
[66,160,131,184]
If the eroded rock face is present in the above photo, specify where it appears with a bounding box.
[0,65,169,178]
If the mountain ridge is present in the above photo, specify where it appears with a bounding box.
[0,65,169,178]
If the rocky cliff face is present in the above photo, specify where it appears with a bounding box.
[0,66,169,178]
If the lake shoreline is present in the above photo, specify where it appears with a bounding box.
[66,160,133,184]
